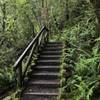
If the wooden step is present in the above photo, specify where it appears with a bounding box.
[47,42,62,44]
[33,65,59,72]
[21,95,57,100]
[23,92,58,96]
[25,86,58,93]
[44,47,62,51]
[39,55,61,60]
[31,72,59,80]
[28,80,59,88]
[44,46,63,51]
[37,60,60,65]
[46,43,63,47]
[21,93,58,100]
[21,42,62,100]
[46,44,63,47]
[41,51,62,55]
[45,46,62,50]
[45,45,63,48]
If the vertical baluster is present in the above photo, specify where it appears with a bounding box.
[17,62,23,87]
[39,33,43,51]
[43,31,46,44]
[35,40,38,53]
[40,32,43,48]
[47,31,49,42]
[44,32,49,43]
[38,34,41,47]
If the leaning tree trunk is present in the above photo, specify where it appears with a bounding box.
[90,0,100,37]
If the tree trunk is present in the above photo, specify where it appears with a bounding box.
[41,0,49,27]
[90,0,100,37]
[2,3,6,33]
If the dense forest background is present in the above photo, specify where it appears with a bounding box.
[0,0,100,99]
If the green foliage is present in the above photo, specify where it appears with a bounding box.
[0,0,100,99]
[0,0,41,90]
[58,43,68,100]
[57,87,67,100]
[58,0,100,99]
[0,67,14,89]
[16,0,26,4]
[65,75,97,100]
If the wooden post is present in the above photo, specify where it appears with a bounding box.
[18,62,23,87]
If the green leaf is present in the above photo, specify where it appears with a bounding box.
[16,0,26,4]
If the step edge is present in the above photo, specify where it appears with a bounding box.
[24,92,59,96]
[29,81,59,85]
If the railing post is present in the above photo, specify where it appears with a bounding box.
[17,62,23,87]
[47,31,49,42]
[36,40,39,53]
[45,31,49,43]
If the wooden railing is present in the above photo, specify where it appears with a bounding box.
[13,26,49,86]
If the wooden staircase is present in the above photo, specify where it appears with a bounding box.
[0,27,63,100]
[21,42,63,100]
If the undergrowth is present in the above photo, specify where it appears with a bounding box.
[57,1,100,100]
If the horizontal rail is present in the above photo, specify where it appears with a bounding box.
[14,27,45,70]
